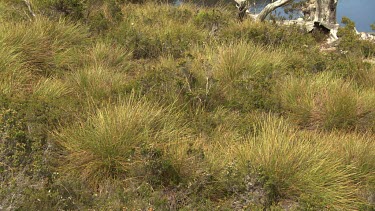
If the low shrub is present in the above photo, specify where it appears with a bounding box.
[338,17,375,58]
[220,20,316,49]
[193,8,232,29]
[35,0,85,20]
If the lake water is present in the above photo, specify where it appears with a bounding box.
[337,0,375,32]
[175,0,375,32]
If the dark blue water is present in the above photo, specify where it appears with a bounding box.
[175,0,375,32]
[337,0,375,32]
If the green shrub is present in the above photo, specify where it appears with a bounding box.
[88,0,124,33]
[53,0,85,19]
[0,104,57,208]
[194,8,231,29]
[220,20,316,49]
[128,57,189,105]
[131,41,287,111]
[0,109,33,171]
[338,17,375,58]
[326,54,375,88]
[0,1,29,22]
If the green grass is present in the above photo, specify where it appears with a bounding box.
[1,0,375,210]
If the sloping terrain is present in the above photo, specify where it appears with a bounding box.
[0,1,374,210]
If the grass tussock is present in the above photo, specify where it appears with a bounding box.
[55,96,189,187]
[84,42,132,71]
[211,41,286,109]
[209,115,366,209]
[32,78,72,100]
[0,47,30,95]
[0,18,88,77]
[67,65,129,104]
[1,1,375,210]
[277,72,375,131]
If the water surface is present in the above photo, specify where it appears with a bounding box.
[337,0,375,32]
[175,0,375,32]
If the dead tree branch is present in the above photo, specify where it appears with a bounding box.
[23,0,36,19]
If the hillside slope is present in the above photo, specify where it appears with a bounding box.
[0,1,374,210]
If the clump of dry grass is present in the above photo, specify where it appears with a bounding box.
[0,18,88,77]
[276,72,375,131]
[55,96,190,187]
[207,114,366,209]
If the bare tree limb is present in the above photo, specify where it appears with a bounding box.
[256,0,293,21]
[233,0,293,21]
[233,0,246,6]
